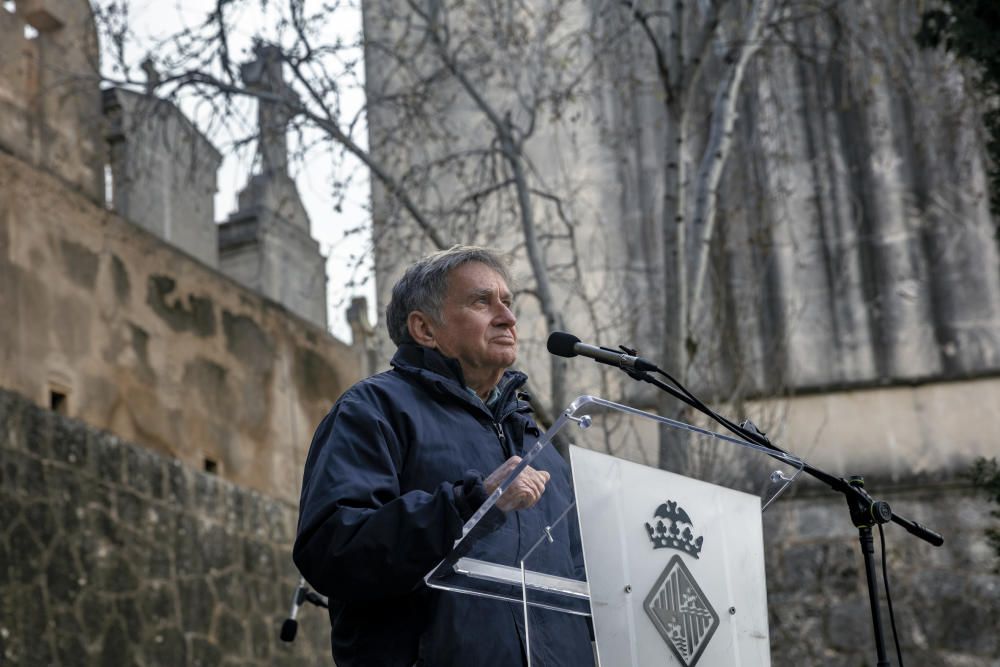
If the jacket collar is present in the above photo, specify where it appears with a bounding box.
[390,343,527,414]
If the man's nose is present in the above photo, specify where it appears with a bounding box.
[494,302,516,327]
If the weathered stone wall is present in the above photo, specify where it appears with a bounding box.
[4,388,996,666]
[0,388,331,667]
[363,0,1000,401]
[764,481,999,666]
[103,89,223,269]
[0,0,104,203]
[598,0,1000,395]
[0,149,361,504]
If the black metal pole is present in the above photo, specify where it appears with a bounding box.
[844,476,893,666]
[858,525,891,666]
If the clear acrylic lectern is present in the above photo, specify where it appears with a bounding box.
[425,396,805,666]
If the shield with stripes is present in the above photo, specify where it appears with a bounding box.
[643,554,719,666]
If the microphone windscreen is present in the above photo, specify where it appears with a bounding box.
[280,619,298,642]
[547,331,580,358]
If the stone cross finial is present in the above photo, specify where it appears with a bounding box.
[241,42,298,177]
[140,57,160,93]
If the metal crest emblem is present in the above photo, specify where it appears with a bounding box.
[643,555,719,666]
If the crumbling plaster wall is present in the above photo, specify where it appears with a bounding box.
[0,150,361,503]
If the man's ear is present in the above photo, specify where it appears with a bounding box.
[407,310,438,348]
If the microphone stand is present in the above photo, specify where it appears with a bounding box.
[615,361,943,666]
[280,577,329,643]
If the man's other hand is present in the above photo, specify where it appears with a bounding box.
[483,456,550,512]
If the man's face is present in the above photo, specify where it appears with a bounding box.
[429,262,518,379]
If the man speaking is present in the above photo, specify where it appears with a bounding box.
[294,246,593,666]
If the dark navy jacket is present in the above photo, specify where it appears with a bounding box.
[293,344,593,666]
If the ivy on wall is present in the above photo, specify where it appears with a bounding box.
[967,457,1000,571]
[917,1,1000,221]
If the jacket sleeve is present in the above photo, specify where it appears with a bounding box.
[293,394,468,601]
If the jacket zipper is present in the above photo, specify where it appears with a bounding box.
[493,421,511,457]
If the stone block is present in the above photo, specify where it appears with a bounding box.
[140,582,178,623]
[44,463,83,519]
[52,610,86,667]
[76,590,112,640]
[94,435,124,485]
[6,522,43,584]
[22,500,56,549]
[51,418,89,469]
[0,489,18,538]
[144,541,174,582]
[189,635,223,667]
[1,447,43,499]
[142,627,188,666]
[824,593,873,651]
[115,488,146,526]
[193,472,222,517]
[246,576,280,616]
[45,538,84,604]
[0,391,24,450]
[98,617,133,667]
[175,514,205,574]
[167,460,191,507]
[124,444,164,499]
[242,540,278,582]
[6,583,50,659]
[912,578,998,656]
[198,521,236,573]
[210,571,249,614]
[85,503,125,553]
[21,404,54,459]
[115,595,143,646]
[82,546,139,596]
[80,478,114,517]
[249,615,271,659]
[212,607,248,658]
[221,485,247,534]
[261,501,293,544]
[179,577,215,633]
[0,535,9,589]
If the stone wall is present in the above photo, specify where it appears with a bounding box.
[4,386,996,666]
[764,481,999,666]
[0,0,104,203]
[103,89,223,269]
[0,150,361,504]
[0,388,331,667]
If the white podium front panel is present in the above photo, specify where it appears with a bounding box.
[571,446,771,667]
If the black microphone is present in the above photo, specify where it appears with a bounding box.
[280,617,298,643]
[280,582,307,642]
[547,332,659,373]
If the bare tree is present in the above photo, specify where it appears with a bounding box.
[582,0,778,466]
[95,0,623,440]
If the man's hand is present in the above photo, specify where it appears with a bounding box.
[483,456,550,512]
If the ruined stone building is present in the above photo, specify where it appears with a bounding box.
[0,1,359,663]
[362,1,999,663]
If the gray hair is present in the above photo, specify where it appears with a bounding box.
[386,245,513,346]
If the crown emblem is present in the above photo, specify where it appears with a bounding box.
[645,500,704,558]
